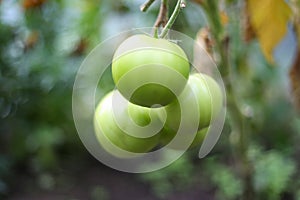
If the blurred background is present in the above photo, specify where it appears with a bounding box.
[1,0,300,199]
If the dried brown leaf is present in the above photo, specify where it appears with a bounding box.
[193,27,215,75]
[243,5,256,42]
[24,31,39,51]
[70,38,88,57]
[22,0,46,10]
[289,49,300,111]
[192,0,204,5]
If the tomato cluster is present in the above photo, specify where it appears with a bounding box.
[94,34,223,157]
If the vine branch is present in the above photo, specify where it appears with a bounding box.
[140,0,156,12]
[154,0,169,28]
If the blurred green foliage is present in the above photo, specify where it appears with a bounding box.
[90,185,110,200]
[204,158,243,200]
[0,0,104,196]
[0,0,299,199]
[141,154,195,198]
[250,147,296,200]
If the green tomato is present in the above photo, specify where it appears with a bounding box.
[160,127,209,150]
[161,73,223,133]
[112,34,190,107]
[94,90,163,158]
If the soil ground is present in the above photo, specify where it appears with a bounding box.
[7,154,215,200]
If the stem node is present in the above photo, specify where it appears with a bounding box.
[180,0,186,8]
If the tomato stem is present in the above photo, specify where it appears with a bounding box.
[153,28,159,38]
[152,0,168,38]
[159,0,184,38]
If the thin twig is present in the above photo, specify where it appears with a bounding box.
[159,0,184,38]
[140,0,156,12]
[154,0,169,28]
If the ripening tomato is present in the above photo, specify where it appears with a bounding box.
[94,90,164,157]
[159,73,223,137]
[112,34,190,107]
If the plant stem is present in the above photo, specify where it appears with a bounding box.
[140,0,156,12]
[202,0,255,199]
[226,84,254,200]
[159,0,184,38]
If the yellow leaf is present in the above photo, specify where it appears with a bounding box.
[220,11,229,26]
[247,0,292,63]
